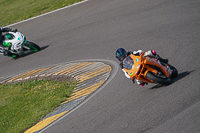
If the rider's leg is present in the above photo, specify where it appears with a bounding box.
[145,50,168,64]
[3,50,17,58]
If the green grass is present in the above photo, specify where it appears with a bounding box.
[0,1,80,132]
[0,0,83,27]
[0,80,76,133]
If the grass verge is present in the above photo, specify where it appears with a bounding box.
[0,0,83,27]
[0,79,76,133]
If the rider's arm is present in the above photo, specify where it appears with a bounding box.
[133,50,144,56]
[0,27,17,32]
[1,27,12,32]
[122,69,135,83]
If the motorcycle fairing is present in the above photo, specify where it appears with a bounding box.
[123,54,172,84]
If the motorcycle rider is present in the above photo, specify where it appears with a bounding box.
[115,48,168,87]
[0,27,18,57]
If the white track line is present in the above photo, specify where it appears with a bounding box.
[7,0,89,27]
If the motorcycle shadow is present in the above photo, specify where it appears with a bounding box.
[13,45,49,60]
[171,70,195,83]
[149,70,195,89]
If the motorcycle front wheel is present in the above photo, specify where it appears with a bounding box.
[146,71,172,85]
[24,41,40,52]
[168,64,178,78]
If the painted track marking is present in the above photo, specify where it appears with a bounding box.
[0,60,117,133]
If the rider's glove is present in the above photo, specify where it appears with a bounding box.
[119,62,123,69]
[12,29,18,32]
[127,51,133,56]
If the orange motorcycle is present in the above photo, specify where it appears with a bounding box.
[122,53,178,85]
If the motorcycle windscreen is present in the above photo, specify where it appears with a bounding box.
[123,56,134,70]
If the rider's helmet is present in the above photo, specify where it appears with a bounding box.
[115,48,127,61]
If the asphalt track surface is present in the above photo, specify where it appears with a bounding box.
[1,0,200,132]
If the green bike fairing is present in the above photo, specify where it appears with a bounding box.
[3,42,10,47]
[3,34,12,47]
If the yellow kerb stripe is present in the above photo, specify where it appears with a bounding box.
[53,62,95,75]
[77,65,111,83]
[7,67,51,82]
[24,110,69,133]
[62,80,105,104]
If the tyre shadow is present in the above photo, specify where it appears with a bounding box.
[13,45,49,59]
[149,70,195,89]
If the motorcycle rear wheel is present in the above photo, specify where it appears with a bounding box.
[146,71,172,85]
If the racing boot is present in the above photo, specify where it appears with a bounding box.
[4,50,18,58]
[156,53,168,64]
[158,57,168,64]
[139,82,148,87]
[135,79,148,87]
[3,50,12,57]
